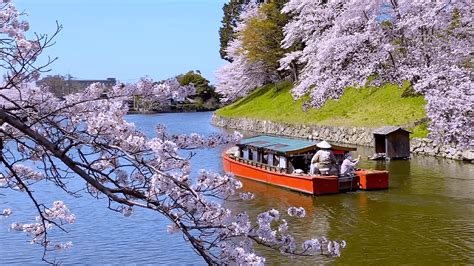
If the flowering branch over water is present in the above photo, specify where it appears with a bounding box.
[0,1,344,264]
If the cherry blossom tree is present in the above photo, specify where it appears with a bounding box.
[385,0,473,148]
[0,1,345,264]
[215,3,278,103]
[281,0,473,147]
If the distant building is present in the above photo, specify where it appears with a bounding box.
[73,78,117,90]
[36,76,117,97]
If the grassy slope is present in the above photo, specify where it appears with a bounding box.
[216,81,429,138]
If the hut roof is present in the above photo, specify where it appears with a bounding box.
[373,126,411,135]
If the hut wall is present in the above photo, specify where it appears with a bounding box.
[386,131,410,158]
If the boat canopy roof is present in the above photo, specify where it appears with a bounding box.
[237,135,356,156]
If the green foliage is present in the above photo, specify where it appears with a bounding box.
[177,71,220,108]
[178,71,210,97]
[401,83,423,97]
[216,81,427,137]
[219,0,245,62]
[240,1,289,73]
[448,8,462,31]
[410,120,429,139]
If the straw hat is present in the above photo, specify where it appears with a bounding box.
[317,140,332,149]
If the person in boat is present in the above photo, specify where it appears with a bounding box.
[340,153,361,176]
[310,141,338,175]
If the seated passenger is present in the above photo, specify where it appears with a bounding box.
[340,153,361,176]
[310,141,337,175]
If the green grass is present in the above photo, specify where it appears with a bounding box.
[410,121,429,139]
[216,81,428,137]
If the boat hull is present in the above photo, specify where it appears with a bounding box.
[223,154,388,195]
[356,170,390,190]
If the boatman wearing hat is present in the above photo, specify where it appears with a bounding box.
[310,141,337,175]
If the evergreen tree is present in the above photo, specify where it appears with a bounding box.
[219,0,247,62]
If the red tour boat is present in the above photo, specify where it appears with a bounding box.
[223,135,389,195]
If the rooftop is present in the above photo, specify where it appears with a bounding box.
[373,126,411,135]
[238,135,356,155]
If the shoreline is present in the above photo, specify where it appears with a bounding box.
[127,109,218,115]
[212,114,473,162]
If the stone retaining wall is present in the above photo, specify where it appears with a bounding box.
[212,114,473,162]
[410,138,473,160]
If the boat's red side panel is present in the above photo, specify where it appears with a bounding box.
[356,170,389,190]
[223,154,339,195]
[313,176,339,195]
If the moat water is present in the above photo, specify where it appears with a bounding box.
[1,112,473,265]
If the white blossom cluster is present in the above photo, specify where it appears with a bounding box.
[1,208,12,217]
[10,201,75,249]
[302,237,346,257]
[287,206,306,218]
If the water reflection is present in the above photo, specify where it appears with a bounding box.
[223,124,474,265]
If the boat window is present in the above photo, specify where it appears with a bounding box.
[273,155,280,166]
[289,155,309,173]
[243,149,249,160]
[279,156,287,168]
[287,161,295,174]
[252,150,259,162]
[267,154,274,166]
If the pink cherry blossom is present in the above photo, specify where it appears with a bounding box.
[281,0,472,147]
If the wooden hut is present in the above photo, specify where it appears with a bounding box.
[373,126,411,159]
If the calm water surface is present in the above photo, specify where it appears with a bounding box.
[1,112,473,265]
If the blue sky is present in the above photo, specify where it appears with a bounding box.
[15,0,228,84]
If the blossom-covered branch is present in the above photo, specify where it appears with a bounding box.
[0,1,345,264]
